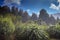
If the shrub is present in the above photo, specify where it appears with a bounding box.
[47,23,60,39]
[15,22,49,40]
[0,16,15,40]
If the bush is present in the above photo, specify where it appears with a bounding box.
[47,23,60,39]
[15,22,49,40]
[0,15,50,40]
[0,16,15,40]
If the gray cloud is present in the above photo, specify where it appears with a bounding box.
[4,0,21,5]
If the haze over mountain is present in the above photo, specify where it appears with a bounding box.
[52,13,60,19]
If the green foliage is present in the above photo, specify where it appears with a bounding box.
[0,16,15,40]
[0,15,50,40]
[15,22,49,40]
[1,14,60,40]
[0,16,15,33]
[47,23,60,39]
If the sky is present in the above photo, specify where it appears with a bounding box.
[0,0,60,15]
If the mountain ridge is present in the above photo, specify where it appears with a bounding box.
[52,13,60,19]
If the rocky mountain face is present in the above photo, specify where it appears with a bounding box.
[49,15,56,25]
[39,9,49,24]
[0,6,58,25]
[31,13,38,21]
[39,9,56,25]
[22,11,29,22]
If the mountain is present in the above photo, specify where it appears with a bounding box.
[39,9,56,25]
[52,13,60,19]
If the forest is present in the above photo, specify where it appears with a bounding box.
[0,5,60,40]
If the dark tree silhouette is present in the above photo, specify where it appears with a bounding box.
[18,9,23,16]
[11,6,18,15]
[0,5,10,15]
